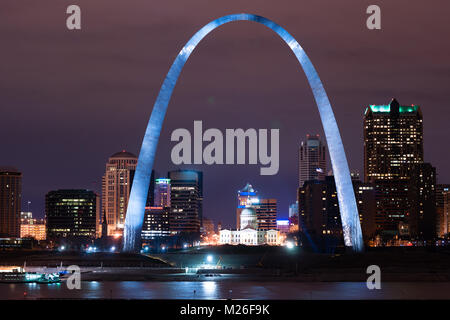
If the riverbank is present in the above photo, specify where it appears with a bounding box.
[15,266,449,283]
[0,251,170,268]
[2,246,450,283]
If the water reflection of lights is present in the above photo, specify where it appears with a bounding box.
[202,281,217,297]
[90,281,99,289]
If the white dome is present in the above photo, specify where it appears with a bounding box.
[240,207,257,230]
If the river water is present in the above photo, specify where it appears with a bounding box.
[2,281,450,300]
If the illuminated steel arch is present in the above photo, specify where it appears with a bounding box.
[123,13,364,252]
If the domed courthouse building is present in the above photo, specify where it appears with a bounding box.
[219,184,280,246]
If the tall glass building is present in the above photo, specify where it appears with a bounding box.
[436,184,450,237]
[364,98,426,237]
[298,134,326,188]
[364,99,423,182]
[154,178,170,208]
[167,170,203,234]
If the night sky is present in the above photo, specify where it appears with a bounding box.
[1,0,449,228]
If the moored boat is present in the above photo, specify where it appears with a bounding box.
[0,266,60,283]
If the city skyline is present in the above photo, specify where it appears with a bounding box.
[2,97,448,231]
[1,1,450,229]
[3,0,450,307]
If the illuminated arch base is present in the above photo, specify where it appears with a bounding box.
[123,13,364,252]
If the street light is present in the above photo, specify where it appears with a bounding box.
[206,255,213,263]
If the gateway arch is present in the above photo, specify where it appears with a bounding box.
[123,13,364,252]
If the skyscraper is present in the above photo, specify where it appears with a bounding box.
[298,134,326,188]
[0,167,22,238]
[46,189,98,240]
[364,99,423,182]
[407,163,436,239]
[364,98,424,236]
[444,192,450,237]
[255,199,277,231]
[289,202,298,218]
[288,202,299,233]
[298,176,375,251]
[436,184,450,237]
[298,177,342,251]
[353,181,377,240]
[102,151,137,236]
[154,178,171,208]
[168,170,203,234]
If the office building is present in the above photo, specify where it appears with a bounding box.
[289,202,298,218]
[154,178,170,208]
[168,170,203,234]
[298,176,375,250]
[20,218,46,240]
[141,206,170,240]
[353,181,377,240]
[407,163,436,239]
[364,99,423,182]
[444,192,450,237]
[436,184,450,237]
[298,134,326,188]
[255,199,277,231]
[277,220,290,234]
[364,98,423,235]
[102,151,137,236]
[46,189,98,240]
[0,167,22,238]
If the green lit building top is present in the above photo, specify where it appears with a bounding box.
[363,98,424,234]
[364,98,423,182]
[365,103,419,114]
